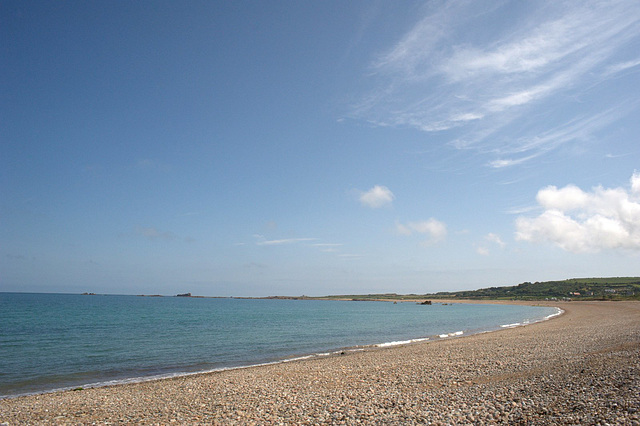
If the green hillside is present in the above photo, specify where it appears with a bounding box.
[433,277,640,300]
[319,277,640,301]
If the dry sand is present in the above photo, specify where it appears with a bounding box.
[1,300,639,425]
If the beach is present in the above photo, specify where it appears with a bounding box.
[1,300,639,425]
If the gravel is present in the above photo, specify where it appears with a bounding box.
[1,301,639,425]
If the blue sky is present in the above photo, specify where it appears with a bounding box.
[2,0,640,296]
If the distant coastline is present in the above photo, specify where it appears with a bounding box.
[76,277,640,302]
[125,276,640,302]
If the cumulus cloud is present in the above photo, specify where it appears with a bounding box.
[515,172,640,252]
[396,219,447,244]
[359,185,395,208]
[632,172,640,195]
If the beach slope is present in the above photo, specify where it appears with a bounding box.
[1,301,639,424]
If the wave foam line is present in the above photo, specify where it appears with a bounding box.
[376,337,430,347]
[438,331,464,338]
[500,307,564,329]
[3,306,565,400]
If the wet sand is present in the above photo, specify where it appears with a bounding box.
[1,301,639,425]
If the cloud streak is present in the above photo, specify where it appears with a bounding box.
[516,172,640,252]
[253,235,318,246]
[352,0,640,167]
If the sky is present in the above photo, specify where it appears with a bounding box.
[2,0,640,297]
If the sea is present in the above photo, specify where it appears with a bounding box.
[0,292,561,398]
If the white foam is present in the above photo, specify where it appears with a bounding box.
[376,337,430,347]
[546,308,564,320]
[501,307,563,329]
[501,322,521,328]
[283,355,315,362]
[439,331,464,338]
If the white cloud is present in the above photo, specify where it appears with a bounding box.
[487,108,624,168]
[476,246,490,256]
[486,233,506,248]
[487,89,541,111]
[536,184,589,211]
[632,172,640,195]
[359,185,395,208]
[477,233,506,256]
[352,1,640,167]
[488,154,540,169]
[312,243,343,253]
[603,57,640,76]
[516,172,640,252]
[396,219,447,244]
[257,238,317,246]
[451,112,484,122]
[254,235,318,246]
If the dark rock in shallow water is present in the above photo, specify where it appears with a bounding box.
[419,300,432,305]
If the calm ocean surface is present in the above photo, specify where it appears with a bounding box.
[0,293,560,398]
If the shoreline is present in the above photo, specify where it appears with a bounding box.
[1,301,638,424]
[0,301,559,401]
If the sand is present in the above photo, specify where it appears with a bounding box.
[1,300,639,425]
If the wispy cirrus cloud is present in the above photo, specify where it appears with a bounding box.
[488,107,626,168]
[253,235,318,246]
[312,243,344,253]
[352,0,640,167]
[603,57,640,76]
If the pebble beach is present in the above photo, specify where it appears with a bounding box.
[1,300,639,425]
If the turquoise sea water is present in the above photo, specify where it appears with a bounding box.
[0,293,560,398]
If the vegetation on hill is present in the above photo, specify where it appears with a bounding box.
[318,277,640,301]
